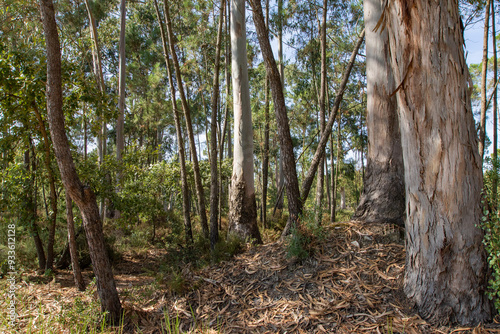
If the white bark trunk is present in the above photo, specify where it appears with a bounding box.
[387,0,491,325]
[353,0,405,226]
[228,0,261,243]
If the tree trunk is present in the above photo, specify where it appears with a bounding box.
[340,186,346,210]
[153,0,193,244]
[492,0,498,209]
[352,0,405,226]
[32,103,58,271]
[84,0,107,220]
[314,0,327,225]
[386,0,492,325]
[66,191,85,291]
[210,0,225,249]
[249,0,302,237]
[261,0,270,230]
[24,149,46,271]
[164,0,209,239]
[227,0,262,243]
[299,30,364,208]
[115,0,126,219]
[39,0,122,322]
[276,0,285,211]
[332,120,341,222]
[479,0,491,160]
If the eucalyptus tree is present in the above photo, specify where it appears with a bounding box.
[261,0,271,228]
[39,0,122,321]
[249,0,302,235]
[227,0,262,243]
[209,0,226,249]
[314,0,327,224]
[116,0,126,210]
[479,0,491,159]
[164,0,209,239]
[153,0,193,244]
[352,0,405,226]
[386,0,491,325]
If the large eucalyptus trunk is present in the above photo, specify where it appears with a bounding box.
[352,0,405,226]
[386,0,491,325]
[40,0,122,321]
[227,0,262,243]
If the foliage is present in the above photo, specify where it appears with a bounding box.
[482,153,500,313]
[286,208,326,260]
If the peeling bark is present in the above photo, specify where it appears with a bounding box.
[352,0,404,226]
[386,0,492,325]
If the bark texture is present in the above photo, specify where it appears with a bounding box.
[249,0,303,233]
[261,0,270,229]
[386,0,491,325]
[352,0,405,226]
[39,0,122,322]
[228,0,262,243]
[66,191,86,291]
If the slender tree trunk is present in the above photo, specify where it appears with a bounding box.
[261,0,270,230]
[24,149,46,271]
[386,0,491,325]
[164,0,209,239]
[493,0,498,209]
[153,0,193,244]
[276,0,285,211]
[210,0,225,249]
[249,0,303,237]
[32,103,58,270]
[315,0,327,225]
[66,191,85,291]
[299,30,364,208]
[39,0,122,321]
[84,0,107,219]
[115,0,126,219]
[227,0,262,243]
[352,0,405,226]
[332,120,341,222]
[83,105,87,161]
[325,151,331,209]
[479,0,492,159]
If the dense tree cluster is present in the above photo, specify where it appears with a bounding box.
[1,0,498,327]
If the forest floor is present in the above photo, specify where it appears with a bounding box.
[6,221,500,333]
